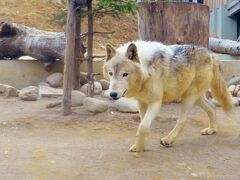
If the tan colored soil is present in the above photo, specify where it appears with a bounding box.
[0,96,240,180]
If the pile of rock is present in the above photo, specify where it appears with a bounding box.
[208,76,240,107]
[0,83,39,101]
[43,72,138,114]
[0,72,140,114]
[3,71,240,114]
[227,76,240,106]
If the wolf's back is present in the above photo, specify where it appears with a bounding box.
[211,57,233,113]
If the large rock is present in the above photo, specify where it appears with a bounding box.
[0,84,7,93]
[39,81,51,87]
[46,101,61,109]
[210,97,239,107]
[99,79,110,90]
[80,72,88,85]
[19,86,38,101]
[80,72,96,85]
[114,97,139,113]
[46,91,86,108]
[46,72,63,88]
[83,97,108,113]
[227,76,240,86]
[80,81,102,95]
[228,84,240,97]
[39,85,63,98]
[0,84,19,97]
[228,85,236,95]
[5,86,19,97]
[71,90,86,106]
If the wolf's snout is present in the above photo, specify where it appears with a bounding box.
[110,92,118,98]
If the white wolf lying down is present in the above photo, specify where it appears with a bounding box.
[103,41,233,153]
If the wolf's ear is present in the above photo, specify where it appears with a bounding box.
[126,43,139,63]
[106,44,116,61]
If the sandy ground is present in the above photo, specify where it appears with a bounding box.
[0,96,240,180]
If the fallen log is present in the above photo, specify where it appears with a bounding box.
[209,38,240,56]
[0,21,86,71]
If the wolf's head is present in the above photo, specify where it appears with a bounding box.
[103,43,142,100]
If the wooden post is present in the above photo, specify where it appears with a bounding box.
[137,2,210,47]
[73,14,81,90]
[87,1,94,97]
[62,0,76,115]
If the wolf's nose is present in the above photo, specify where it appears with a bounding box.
[110,92,118,98]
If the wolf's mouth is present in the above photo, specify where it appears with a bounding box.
[112,97,119,100]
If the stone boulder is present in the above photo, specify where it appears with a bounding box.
[80,81,102,95]
[114,97,139,113]
[228,84,240,97]
[83,97,108,113]
[99,79,110,90]
[0,84,19,97]
[46,101,61,109]
[0,84,7,93]
[46,91,86,108]
[46,72,63,88]
[227,76,240,87]
[210,97,239,107]
[39,85,63,98]
[80,72,96,86]
[228,85,236,95]
[5,86,19,97]
[71,90,86,106]
[19,86,38,101]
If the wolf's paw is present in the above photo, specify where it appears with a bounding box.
[129,144,145,153]
[201,128,216,135]
[160,136,174,147]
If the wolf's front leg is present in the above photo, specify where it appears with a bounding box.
[130,101,162,153]
[138,101,147,122]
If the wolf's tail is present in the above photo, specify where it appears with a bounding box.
[211,57,233,115]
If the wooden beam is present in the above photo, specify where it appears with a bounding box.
[62,0,76,115]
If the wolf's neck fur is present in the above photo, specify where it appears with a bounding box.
[117,41,173,76]
[126,64,151,101]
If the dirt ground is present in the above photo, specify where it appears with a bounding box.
[0,96,240,180]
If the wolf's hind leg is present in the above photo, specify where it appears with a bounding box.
[130,101,162,153]
[196,96,217,135]
[160,94,198,146]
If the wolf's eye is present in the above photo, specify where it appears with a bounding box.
[123,73,128,77]
[109,72,113,76]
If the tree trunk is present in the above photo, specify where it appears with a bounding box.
[0,21,85,71]
[209,38,240,56]
[62,0,76,116]
[137,2,210,47]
